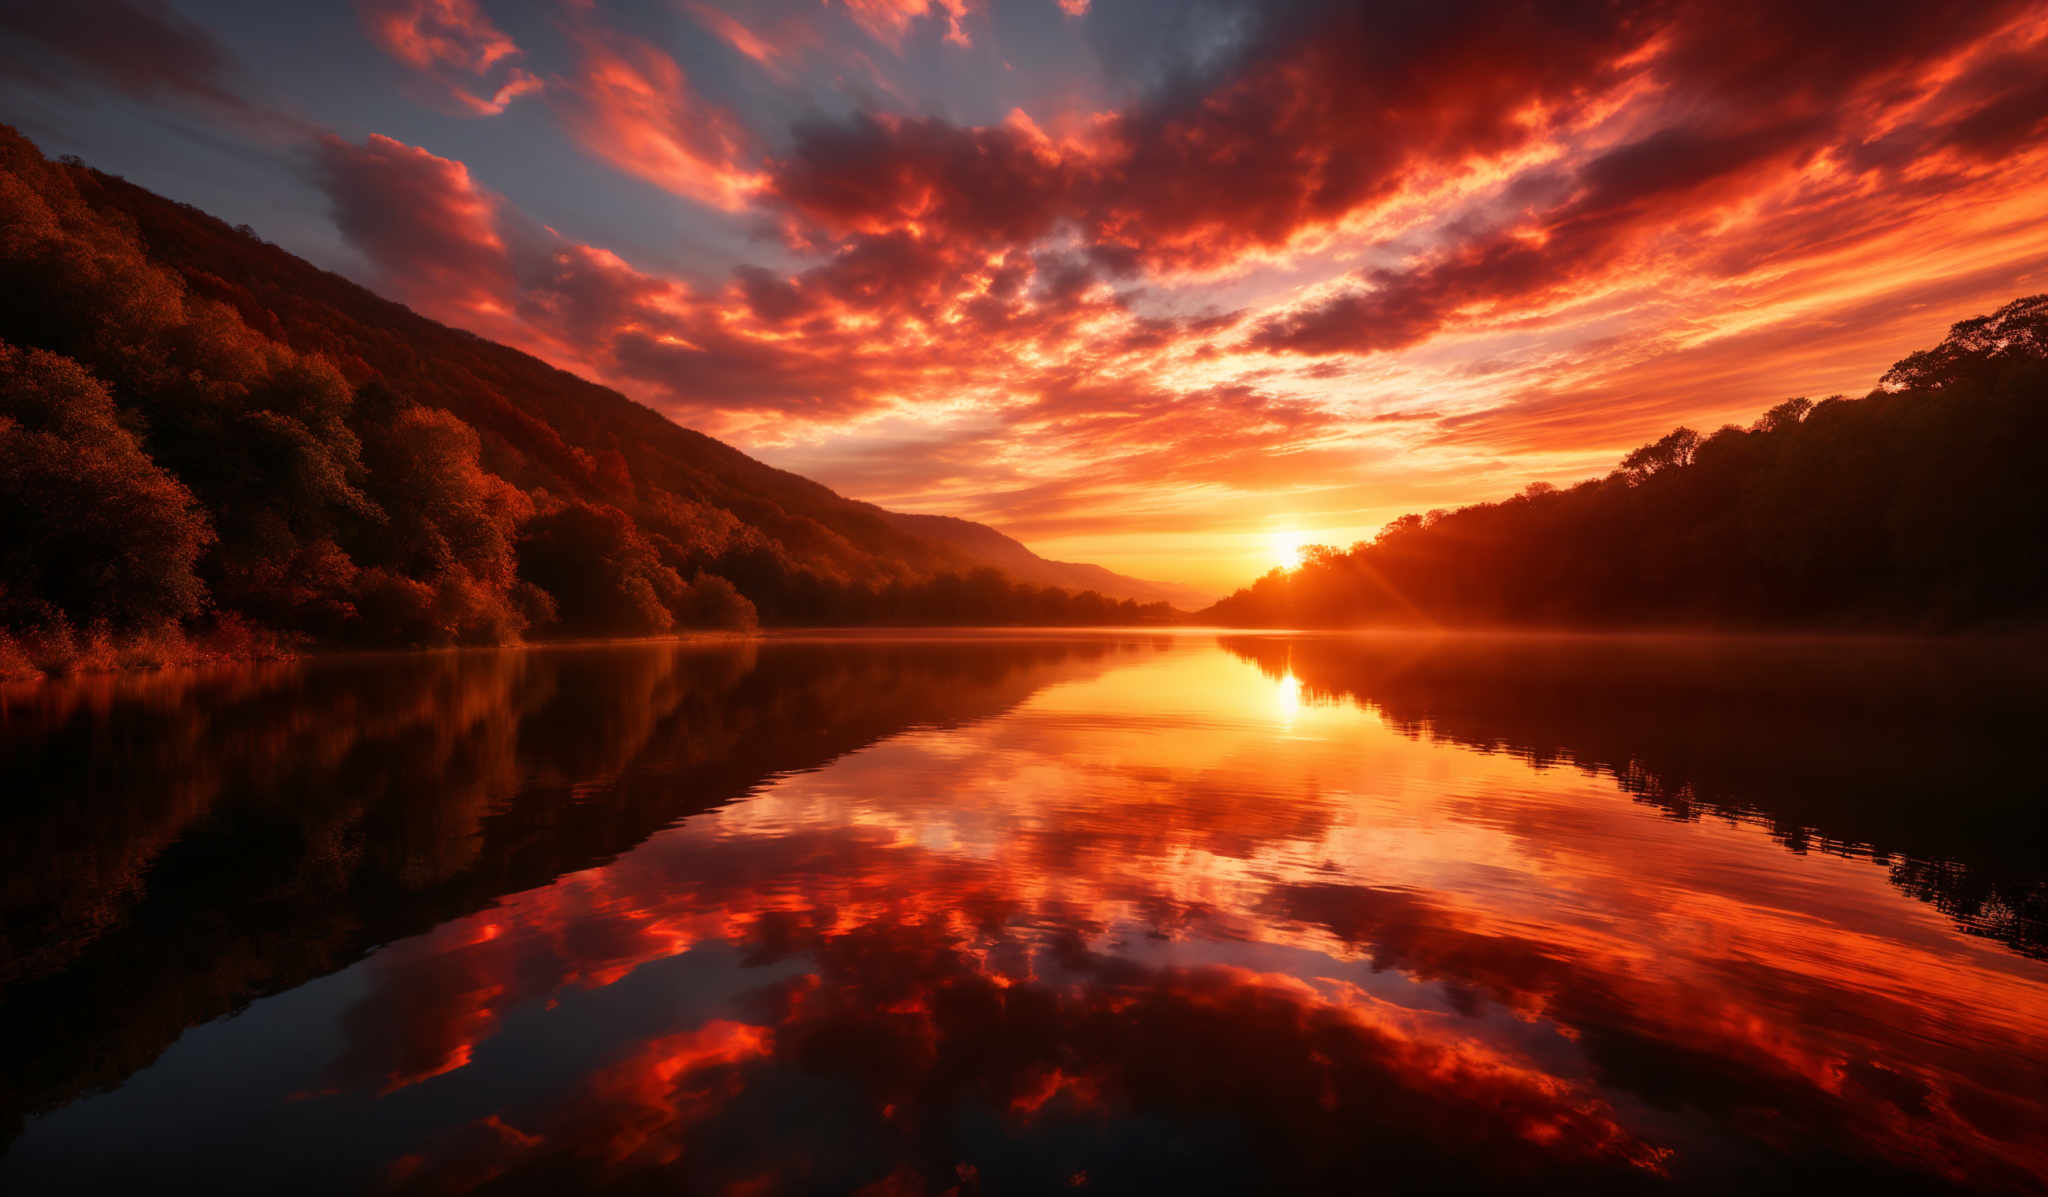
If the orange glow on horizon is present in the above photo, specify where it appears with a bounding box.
[25,0,2048,595]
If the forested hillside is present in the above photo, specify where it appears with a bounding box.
[11,115,2038,675]
[1206,295,2048,630]
[0,127,1172,676]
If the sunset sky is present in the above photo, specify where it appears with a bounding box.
[4,0,2047,593]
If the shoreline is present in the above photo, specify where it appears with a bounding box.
[6,621,2047,689]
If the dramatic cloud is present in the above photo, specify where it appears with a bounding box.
[1246,2,2048,358]
[681,2,788,72]
[552,28,766,209]
[761,0,1653,270]
[316,133,513,311]
[767,110,1069,250]
[840,0,972,49]
[358,0,541,115]
[50,0,2048,589]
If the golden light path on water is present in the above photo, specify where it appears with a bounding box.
[4,633,2046,1193]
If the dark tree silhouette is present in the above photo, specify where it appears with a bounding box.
[1619,426,1700,483]
[0,342,212,632]
[518,500,702,636]
[1208,296,2048,630]
[1881,294,2048,391]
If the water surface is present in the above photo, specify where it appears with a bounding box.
[3,632,2046,1193]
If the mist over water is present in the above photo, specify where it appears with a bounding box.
[4,632,2045,1193]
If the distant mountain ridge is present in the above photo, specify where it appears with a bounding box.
[881,511,1213,609]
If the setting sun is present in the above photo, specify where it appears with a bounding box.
[6,2,2048,1191]
[1270,530,1312,571]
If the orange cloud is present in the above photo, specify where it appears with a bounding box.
[358,0,541,115]
[841,0,972,49]
[681,2,787,73]
[553,30,766,209]
[316,133,512,314]
[315,0,2048,590]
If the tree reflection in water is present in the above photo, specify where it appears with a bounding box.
[3,632,2045,1193]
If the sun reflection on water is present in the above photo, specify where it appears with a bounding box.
[6,635,2047,1194]
[1275,671,1302,722]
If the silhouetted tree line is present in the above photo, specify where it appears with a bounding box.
[1207,294,2048,630]
[702,560,1171,626]
[0,128,1159,676]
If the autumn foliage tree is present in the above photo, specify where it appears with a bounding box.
[0,126,780,666]
[351,398,538,642]
[0,342,212,631]
[516,500,762,635]
[1,124,1149,667]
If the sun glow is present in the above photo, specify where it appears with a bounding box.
[1270,530,1311,571]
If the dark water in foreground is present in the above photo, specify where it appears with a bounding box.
[3,631,2046,1194]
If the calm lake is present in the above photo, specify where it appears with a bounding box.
[3,631,2046,1193]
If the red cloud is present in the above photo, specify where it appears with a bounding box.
[315,133,513,314]
[358,0,541,116]
[305,0,2048,579]
[1245,2,2048,359]
[759,0,2048,292]
[552,30,765,209]
[768,111,1069,250]
[1247,118,1832,356]
[760,1,1653,272]
[681,2,789,73]
[306,128,1346,540]
[841,0,972,49]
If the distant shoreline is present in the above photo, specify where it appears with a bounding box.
[8,621,2046,690]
